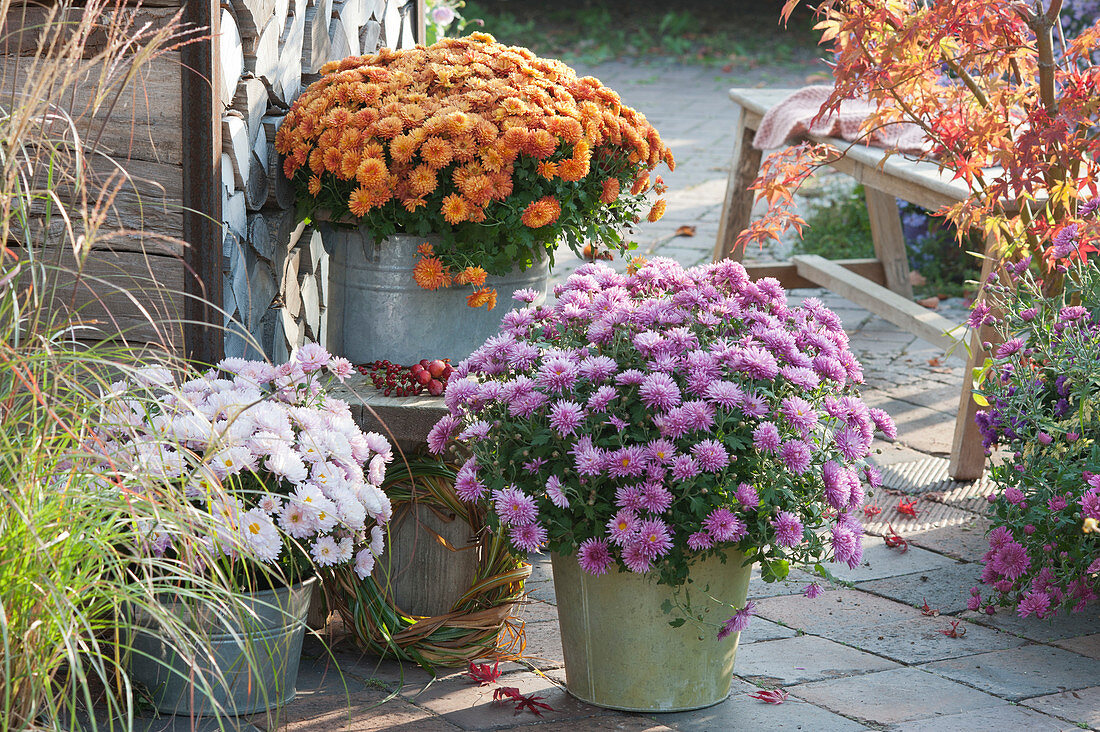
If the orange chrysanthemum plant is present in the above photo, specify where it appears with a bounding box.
[276,33,673,306]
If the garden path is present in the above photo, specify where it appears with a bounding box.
[134,61,1098,732]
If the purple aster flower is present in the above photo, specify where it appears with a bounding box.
[427,414,460,454]
[822,461,853,510]
[753,422,781,452]
[1004,487,1025,506]
[868,407,897,440]
[1017,590,1052,619]
[639,372,682,411]
[812,354,847,384]
[680,400,716,431]
[687,530,714,551]
[632,330,666,357]
[549,399,585,437]
[1019,307,1038,322]
[621,541,654,573]
[573,437,605,476]
[991,542,1030,580]
[607,415,629,431]
[705,381,745,410]
[864,464,882,489]
[512,288,540,303]
[735,482,759,508]
[772,511,804,547]
[779,365,821,391]
[967,302,993,330]
[545,475,569,508]
[671,454,700,481]
[501,375,535,404]
[508,391,549,418]
[606,509,638,545]
[1081,488,1100,520]
[457,420,491,442]
[656,408,692,439]
[646,438,677,465]
[577,537,614,575]
[1050,223,1079,259]
[717,601,756,639]
[493,486,538,527]
[740,392,769,418]
[703,508,747,542]
[636,518,674,559]
[691,439,729,471]
[536,356,580,394]
[995,338,1024,358]
[522,456,547,473]
[830,523,863,569]
[781,396,818,437]
[616,369,645,386]
[610,446,647,478]
[579,355,618,382]
[615,484,645,511]
[988,525,1013,550]
[803,582,823,599]
[509,521,548,552]
[1060,305,1089,322]
[734,346,779,380]
[834,427,870,461]
[779,440,813,474]
[639,482,673,513]
[444,377,480,414]
[454,457,486,501]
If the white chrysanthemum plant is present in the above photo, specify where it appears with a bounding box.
[95,344,393,587]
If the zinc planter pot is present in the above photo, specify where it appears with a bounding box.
[127,577,316,717]
[319,225,550,365]
[550,551,753,712]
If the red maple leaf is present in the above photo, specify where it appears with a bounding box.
[897,497,919,517]
[863,504,882,517]
[464,661,501,686]
[749,689,789,704]
[884,524,909,553]
[492,686,554,716]
[938,620,967,638]
[920,598,939,617]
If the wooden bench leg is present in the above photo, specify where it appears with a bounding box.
[948,237,1000,480]
[713,107,763,264]
[864,187,914,299]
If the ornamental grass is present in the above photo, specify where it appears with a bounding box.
[276,33,673,304]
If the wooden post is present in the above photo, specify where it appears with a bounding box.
[948,235,1002,480]
[713,106,763,263]
[864,187,914,299]
[181,0,224,365]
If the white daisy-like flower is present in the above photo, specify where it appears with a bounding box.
[367,454,387,487]
[239,508,282,563]
[258,493,282,514]
[368,525,385,557]
[335,536,354,563]
[353,548,376,579]
[310,536,339,566]
[278,501,315,539]
[264,445,309,484]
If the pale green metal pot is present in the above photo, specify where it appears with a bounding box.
[550,551,753,712]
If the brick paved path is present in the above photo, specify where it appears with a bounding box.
[137,61,1099,732]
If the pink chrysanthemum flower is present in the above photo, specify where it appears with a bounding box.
[493,486,538,527]
[573,438,605,476]
[671,454,700,481]
[615,484,645,511]
[621,541,654,573]
[780,396,818,437]
[992,541,1031,580]
[803,582,823,599]
[636,518,674,559]
[645,438,677,465]
[426,414,460,454]
[779,440,813,474]
[455,457,486,501]
[830,524,862,569]
[834,426,870,461]
[639,372,682,411]
[577,537,614,575]
[639,481,673,514]
[536,356,580,393]
[735,482,759,508]
[691,439,729,471]
[606,508,638,545]
[610,445,647,478]
[579,355,618,382]
[868,407,897,440]
[704,508,746,542]
[717,601,756,639]
[687,530,714,550]
[753,422,781,452]
[779,365,820,391]
[705,380,744,409]
[587,385,618,412]
[510,521,548,552]
[549,400,585,437]
[545,475,569,508]
[772,511,804,547]
[740,392,769,418]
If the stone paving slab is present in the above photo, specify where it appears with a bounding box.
[841,616,1027,665]
[399,670,611,730]
[787,667,1010,726]
[888,704,1077,732]
[826,536,958,583]
[919,644,1100,701]
[1053,633,1100,660]
[747,567,828,599]
[854,562,983,614]
[904,518,993,561]
[737,617,799,645]
[755,589,924,635]
[659,678,870,731]
[732,635,899,686]
[1022,686,1100,730]
[957,608,1100,642]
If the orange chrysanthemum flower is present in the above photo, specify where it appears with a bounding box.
[466,204,487,223]
[480,146,505,172]
[524,129,558,159]
[308,147,326,175]
[462,175,494,206]
[417,242,435,257]
[402,196,427,213]
[357,157,389,188]
[647,199,667,222]
[308,175,322,195]
[408,164,438,196]
[446,111,475,135]
[558,157,589,182]
[284,155,300,179]
[466,286,497,309]
[490,172,513,199]
[501,127,528,153]
[451,134,478,162]
[631,174,650,195]
[544,116,583,144]
[339,149,361,179]
[348,186,372,217]
[520,196,561,228]
[420,136,454,169]
[600,178,621,205]
[412,255,452,290]
[373,116,404,139]
[440,193,471,224]
[322,147,343,174]
[536,161,559,180]
[455,266,488,287]
[390,133,419,164]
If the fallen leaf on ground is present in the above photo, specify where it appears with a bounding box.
[897,497,919,517]
[917,296,941,309]
[492,686,555,716]
[464,661,501,686]
[927,357,942,367]
[863,504,882,517]
[921,598,939,617]
[884,524,909,553]
[938,620,967,638]
[675,225,697,237]
[749,689,789,704]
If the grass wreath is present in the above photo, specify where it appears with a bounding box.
[328,456,531,671]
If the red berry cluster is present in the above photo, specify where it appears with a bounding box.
[358,358,453,397]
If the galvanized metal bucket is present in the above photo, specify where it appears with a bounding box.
[320,224,549,365]
[550,551,753,712]
[127,576,315,717]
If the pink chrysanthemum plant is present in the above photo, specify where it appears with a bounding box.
[428,257,895,636]
[94,345,394,588]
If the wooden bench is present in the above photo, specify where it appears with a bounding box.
[714,88,994,480]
